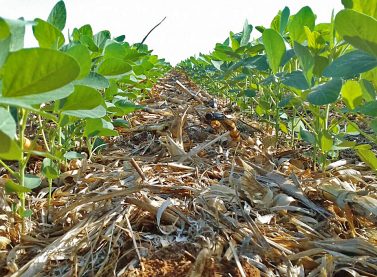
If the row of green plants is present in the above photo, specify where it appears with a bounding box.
[178,0,377,171]
[0,1,171,219]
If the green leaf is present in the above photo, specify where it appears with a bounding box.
[281,70,310,90]
[300,128,316,145]
[97,58,132,76]
[2,48,80,97]
[1,84,74,105]
[211,60,223,71]
[114,100,143,115]
[307,78,342,105]
[342,0,377,19]
[0,108,16,138]
[280,7,290,34]
[320,131,333,152]
[305,27,326,53]
[94,30,111,49]
[0,108,22,160]
[42,158,59,179]
[60,85,106,118]
[5,18,26,51]
[354,100,377,116]
[0,18,11,68]
[341,80,363,109]
[335,9,377,58]
[313,55,329,77]
[244,89,256,97]
[262,29,286,74]
[24,174,42,189]
[323,50,377,78]
[240,20,253,46]
[84,118,118,138]
[63,151,85,160]
[21,209,33,218]
[288,6,316,43]
[74,72,109,89]
[32,18,65,49]
[294,42,314,87]
[65,44,91,79]
[47,1,66,31]
[360,79,376,102]
[356,147,377,170]
[5,179,31,194]
[0,134,22,161]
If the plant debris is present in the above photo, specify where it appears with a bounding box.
[1,71,377,276]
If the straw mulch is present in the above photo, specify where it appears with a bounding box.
[1,70,377,277]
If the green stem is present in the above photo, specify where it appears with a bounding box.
[19,109,30,216]
[38,115,50,152]
[0,159,16,176]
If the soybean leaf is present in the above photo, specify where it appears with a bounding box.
[294,42,314,87]
[288,6,316,43]
[42,158,59,179]
[323,50,377,78]
[114,35,125,42]
[281,70,310,90]
[262,28,286,74]
[341,80,363,109]
[305,27,326,53]
[0,133,22,160]
[360,79,376,102]
[307,78,342,105]
[300,127,316,145]
[32,18,65,49]
[0,108,16,138]
[0,108,22,160]
[97,58,132,76]
[0,18,11,67]
[74,72,109,89]
[243,55,269,71]
[313,55,329,77]
[320,131,333,152]
[335,9,377,58]
[5,18,26,51]
[5,180,31,194]
[2,84,74,105]
[114,100,143,115]
[2,48,80,97]
[281,48,295,67]
[342,0,377,19]
[60,85,106,118]
[47,0,66,31]
[63,151,85,160]
[280,7,290,34]
[355,146,377,171]
[84,118,118,138]
[211,60,223,71]
[24,174,42,189]
[354,100,377,116]
[65,44,91,79]
[94,30,111,49]
[240,20,252,46]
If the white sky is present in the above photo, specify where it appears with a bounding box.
[2,0,343,65]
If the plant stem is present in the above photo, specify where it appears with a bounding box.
[0,159,16,176]
[38,115,50,152]
[18,109,30,220]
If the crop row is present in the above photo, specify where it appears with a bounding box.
[178,0,377,172]
[0,1,171,220]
